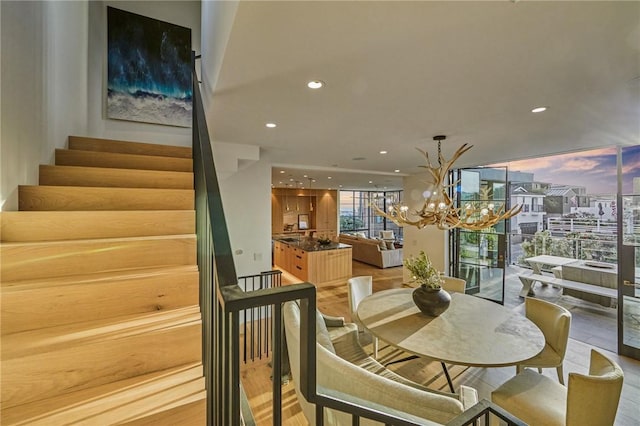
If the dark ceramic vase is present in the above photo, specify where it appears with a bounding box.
[412,286,451,317]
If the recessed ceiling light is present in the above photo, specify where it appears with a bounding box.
[394,169,400,173]
[531,106,547,113]
[279,170,285,174]
[265,122,277,128]
[379,150,388,154]
[328,176,332,179]
[369,181,373,184]
[307,80,324,89]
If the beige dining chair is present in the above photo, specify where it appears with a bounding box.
[347,276,378,358]
[492,349,624,426]
[517,297,571,384]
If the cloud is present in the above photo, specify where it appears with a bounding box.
[499,157,557,172]
[490,145,639,194]
[563,158,600,171]
[622,157,640,174]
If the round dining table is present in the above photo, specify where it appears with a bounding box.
[357,288,545,368]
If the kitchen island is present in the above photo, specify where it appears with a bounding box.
[273,236,352,286]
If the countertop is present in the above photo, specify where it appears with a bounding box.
[272,235,351,252]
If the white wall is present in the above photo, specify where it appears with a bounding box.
[1,1,44,210]
[86,1,201,146]
[401,173,448,280]
[199,0,238,121]
[1,0,89,211]
[216,154,272,278]
[45,1,89,164]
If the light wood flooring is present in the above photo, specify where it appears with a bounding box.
[240,261,640,425]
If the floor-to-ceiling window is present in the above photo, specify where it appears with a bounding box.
[488,145,640,358]
[339,190,403,241]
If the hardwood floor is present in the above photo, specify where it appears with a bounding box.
[240,260,640,425]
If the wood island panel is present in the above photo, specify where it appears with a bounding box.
[307,248,352,285]
[273,242,351,286]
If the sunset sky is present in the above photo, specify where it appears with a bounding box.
[491,145,640,195]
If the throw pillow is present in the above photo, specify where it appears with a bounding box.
[385,241,395,250]
[316,311,336,354]
[378,240,387,250]
[380,230,394,240]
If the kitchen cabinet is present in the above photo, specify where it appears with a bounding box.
[272,238,352,286]
[271,189,338,238]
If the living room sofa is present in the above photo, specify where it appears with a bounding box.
[283,301,478,425]
[338,234,402,268]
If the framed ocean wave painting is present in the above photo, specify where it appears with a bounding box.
[107,7,192,128]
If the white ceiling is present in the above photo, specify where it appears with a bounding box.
[209,1,640,191]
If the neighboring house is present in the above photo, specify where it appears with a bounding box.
[510,186,546,235]
[544,186,579,217]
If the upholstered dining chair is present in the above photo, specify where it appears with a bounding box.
[347,276,378,358]
[517,297,572,384]
[492,349,624,426]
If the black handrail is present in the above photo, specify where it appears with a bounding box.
[191,51,525,426]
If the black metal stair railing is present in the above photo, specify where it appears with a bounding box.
[238,270,282,363]
[192,52,317,426]
[191,51,526,426]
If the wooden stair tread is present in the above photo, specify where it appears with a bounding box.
[1,234,196,282]
[1,312,202,410]
[1,265,199,290]
[18,185,194,211]
[2,306,201,360]
[68,136,192,158]
[1,265,200,335]
[55,149,193,172]
[121,398,206,426]
[1,233,196,248]
[1,363,204,425]
[1,210,195,242]
[39,164,194,189]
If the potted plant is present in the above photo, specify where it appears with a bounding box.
[316,235,332,246]
[404,251,451,316]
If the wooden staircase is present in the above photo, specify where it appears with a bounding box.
[0,136,206,425]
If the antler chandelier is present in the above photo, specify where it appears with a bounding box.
[372,135,522,231]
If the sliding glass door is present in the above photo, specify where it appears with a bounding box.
[619,145,640,360]
[450,167,510,304]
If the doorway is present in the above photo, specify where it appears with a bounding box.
[450,167,509,305]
